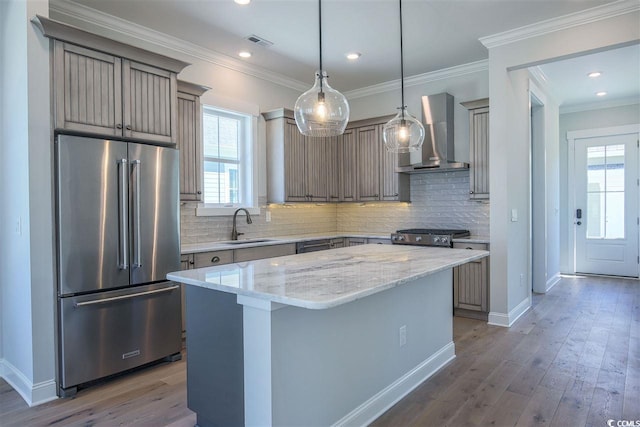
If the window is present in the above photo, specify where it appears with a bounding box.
[199,106,256,213]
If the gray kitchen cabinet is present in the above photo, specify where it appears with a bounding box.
[53,42,122,137]
[53,40,178,145]
[346,116,409,203]
[367,238,391,245]
[453,242,489,320]
[356,125,381,201]
[233,243,296,262]
[327,136,342,202]
[345,237,367,246]
[265,110,332,203]
[193,250,234,268]
[461,98,490,200]
[177,81,209,201]
[330,238,345,248]
[340,129,358,202]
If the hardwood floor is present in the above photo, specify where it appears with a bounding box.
[1,275,638,426]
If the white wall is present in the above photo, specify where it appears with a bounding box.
[0,0,57,406]
[558,103,640,273]
[487,9,640,324]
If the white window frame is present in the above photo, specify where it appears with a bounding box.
[196,103,260,217]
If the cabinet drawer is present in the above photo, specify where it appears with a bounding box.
[194,250,234,268]
[234,244,296,262]
[453,242,488,251]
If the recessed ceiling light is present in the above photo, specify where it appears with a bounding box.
[234,0,250,4]
[238,51,252,58]
[588,71,602,78]
[596,91,607,97]
[346,52,361,60]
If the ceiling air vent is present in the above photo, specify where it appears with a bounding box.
[245,34,273,48]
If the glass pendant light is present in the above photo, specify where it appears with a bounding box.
[383,0,425,153]
[294,0,349,137]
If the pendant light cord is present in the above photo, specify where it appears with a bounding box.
[399,0,405,120]
[318,0,324,93]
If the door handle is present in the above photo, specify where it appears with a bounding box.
[576,221,582,226]
[132,160,142,268]
[576,208,582,219]
[118,158,128,270]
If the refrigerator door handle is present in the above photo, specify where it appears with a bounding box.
[118,158,128,270]
[74,285,180,307]
[132,159,142,268]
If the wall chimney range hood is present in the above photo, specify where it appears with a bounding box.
[396,93,469,173]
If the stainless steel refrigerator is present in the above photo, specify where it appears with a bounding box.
[56,134,181,396]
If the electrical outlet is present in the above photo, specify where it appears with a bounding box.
[15,217,22,236]
[265,211,271,223]
[399,325,407,347]
[520,273,525,287]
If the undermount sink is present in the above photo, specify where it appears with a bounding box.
[224,239,276,245]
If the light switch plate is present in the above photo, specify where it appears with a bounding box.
[511,209,518,222]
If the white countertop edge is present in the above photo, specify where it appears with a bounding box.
[168,249,489,310]
[452,236,490,244]
[180,232,391,254]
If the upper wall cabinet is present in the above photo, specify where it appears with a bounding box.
[461,98,490,200]
[264,110,409,203]
[177,81,209,202]
[264,109,331,203]
[35,16,189,145]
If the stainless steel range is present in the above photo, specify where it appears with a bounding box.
[391,228,470,248]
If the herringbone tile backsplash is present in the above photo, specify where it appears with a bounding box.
[180,170,489,244]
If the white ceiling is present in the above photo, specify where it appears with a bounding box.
[66,0,621,89]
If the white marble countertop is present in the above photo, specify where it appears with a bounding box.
[181,232,390,254]
[168,244,489,310]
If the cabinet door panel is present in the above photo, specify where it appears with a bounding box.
[341,129,357,201]
[306,137,330,201]
[54,41,122,136]
[356,126,380,201]
[284,120,307,201]
[453,257,487,312]
[326,137,341,201]
[177,92,202,201]
[123,60,176,145]
[470,107,489,199]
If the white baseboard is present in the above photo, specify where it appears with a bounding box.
[0,359,58,407]
[488,296,531,328]
[546,273,561,292]
[332,342,456,427]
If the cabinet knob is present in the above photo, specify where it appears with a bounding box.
[189,260,194,265]
[197,191,202,194]
[470,191,475,194]
[125,125,132,131]
[211,256,220,263]
[116,124,123,129]
[394,193,398,197]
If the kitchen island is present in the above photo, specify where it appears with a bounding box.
[168,244,489,427]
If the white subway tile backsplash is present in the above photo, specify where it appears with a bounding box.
[181,170,489,243]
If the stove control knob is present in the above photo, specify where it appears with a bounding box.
[434,237,441,243]
[442,237,449,244]
[398,235,405,241]
[415,236,422,242]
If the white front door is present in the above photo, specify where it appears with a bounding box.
[574,133,639,277]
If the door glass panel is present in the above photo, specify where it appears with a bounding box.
[586,144,625,240]
[587,192,604,238]
[606,192,625,239]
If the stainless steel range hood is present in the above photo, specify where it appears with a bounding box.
[396,93,469,173]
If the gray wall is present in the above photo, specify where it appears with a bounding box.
[558,103,640,273]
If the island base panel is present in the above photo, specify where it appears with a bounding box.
[244,269,454,426]
[185,286,244,426]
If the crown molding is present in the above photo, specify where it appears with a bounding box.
[344,60,488,100]
[559,96,640,114]
[480,0,640,49]
[49,0,309,92]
